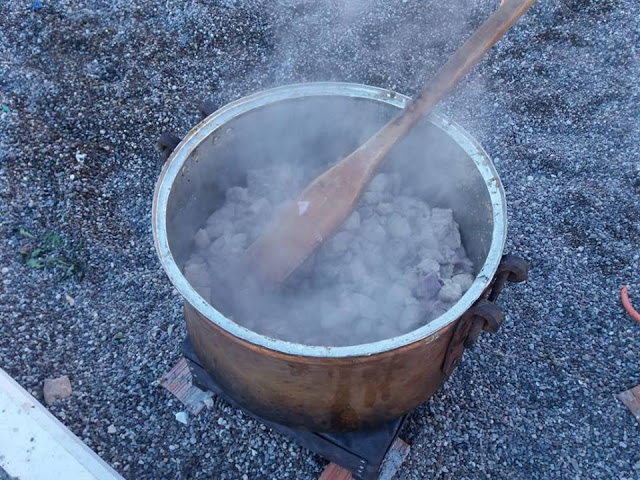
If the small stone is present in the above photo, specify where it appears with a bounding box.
[417,258,440,275]
[64,293,75,307]
[416,225,439,249]
[175,411,189,425]
[1,267,8,274]
[431,208,455,239]
[107,425,117,434]
[439,263,454,280]
[43,375,72,405]
[416,272,441,299]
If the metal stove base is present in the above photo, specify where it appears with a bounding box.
[181,337,408,480]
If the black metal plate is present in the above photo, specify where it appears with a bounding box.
[181,336,406,480]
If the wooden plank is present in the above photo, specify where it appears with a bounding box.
[378,438,410,480]
[319,462,353,480]
[318,438,410,480]
[160,358,211,416]
[617,385,640,424]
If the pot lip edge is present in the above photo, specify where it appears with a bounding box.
[152,81,507,358]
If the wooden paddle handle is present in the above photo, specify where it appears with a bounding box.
[355,0,537,167]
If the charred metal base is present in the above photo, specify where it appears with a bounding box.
[182,336,407,480]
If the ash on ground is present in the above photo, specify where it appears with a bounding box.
[185,167,474,346]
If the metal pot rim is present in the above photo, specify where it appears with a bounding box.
[153,82,507,358]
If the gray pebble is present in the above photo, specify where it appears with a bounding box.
[439,263,454,280]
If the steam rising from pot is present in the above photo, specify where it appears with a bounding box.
[180,96,480,347]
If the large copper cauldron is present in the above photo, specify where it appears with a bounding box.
[152,83,527,432]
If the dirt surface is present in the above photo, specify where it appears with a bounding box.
[1,0,639,478]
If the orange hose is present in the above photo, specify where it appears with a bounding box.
[621,285,640,324]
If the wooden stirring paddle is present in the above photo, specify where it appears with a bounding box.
[244,0,536,286]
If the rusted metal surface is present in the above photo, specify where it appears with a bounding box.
[463,299,504,349]
[442,315,474,377]
[488,254,529,302]
[159,357,211,415]
[197,100,218,119]
[617,385,640,424]
[157,132,180,164]
[185,303,451,431]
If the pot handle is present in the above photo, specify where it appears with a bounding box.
[157,101,219,165]
[157,132,181,164]
[442,254,528,375]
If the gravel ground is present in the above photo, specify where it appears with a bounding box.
[1,0,639,479]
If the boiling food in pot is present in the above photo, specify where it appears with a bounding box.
[184,166,475,347]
